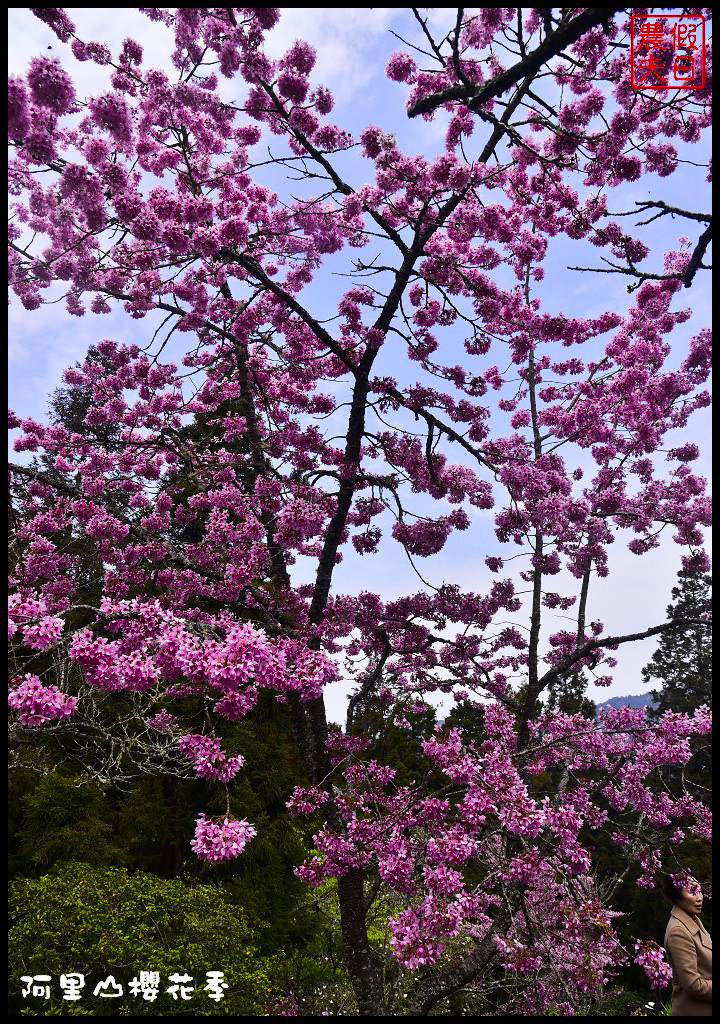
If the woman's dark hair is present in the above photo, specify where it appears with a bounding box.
[663,873,685,904]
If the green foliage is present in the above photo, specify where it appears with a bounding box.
[9,771,127,874]
[19,1006,95,1016]
[545,670,597,719]
[8,692,347,1014]
[589,988,649,1015]
[444,700,486,742]
[350,700,438,789]
[9,862,281,1016]
[191,693,320,949]
[588,989,672,1016]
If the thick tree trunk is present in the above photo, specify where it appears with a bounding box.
[338,869,387,1015]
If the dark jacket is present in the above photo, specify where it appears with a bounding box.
[664,904,712,1016]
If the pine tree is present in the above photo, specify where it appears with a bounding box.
[643,567,712,718]
[643,566,712,805]
[545,671,597,720]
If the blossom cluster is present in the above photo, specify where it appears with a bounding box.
[634,940,673,989]
[190,814,256,863]
[292,704,709,996]
[8,595,64,650]
[8,674,78,727]
[145,711,179,731]
[61,600,337,705]
[178,733,245,781]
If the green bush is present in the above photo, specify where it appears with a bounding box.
[9,862,280,1016]
[589,988,661,1016]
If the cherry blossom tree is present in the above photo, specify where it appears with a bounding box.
[8,8,711,1015]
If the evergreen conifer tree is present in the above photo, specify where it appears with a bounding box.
[545,671,597,720]
[643,566,712,805]
[643,567,712,718]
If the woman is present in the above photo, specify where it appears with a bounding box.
[663,873,712,1016]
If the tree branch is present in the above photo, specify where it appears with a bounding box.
[538,618,712,692]
[407,8,624,118]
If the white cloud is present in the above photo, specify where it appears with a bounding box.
[262,8,401,107]
[8,9,174,93]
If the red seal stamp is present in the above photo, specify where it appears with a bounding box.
[631,14,706,89]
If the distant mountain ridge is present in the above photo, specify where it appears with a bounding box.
[595,692,658,712]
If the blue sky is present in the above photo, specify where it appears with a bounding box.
[8,9,712,720]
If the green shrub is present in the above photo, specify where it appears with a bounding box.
[9,862,280,1016]
[589,988,656,1016]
